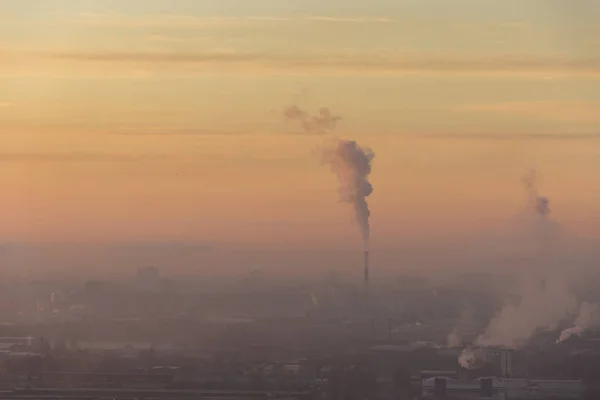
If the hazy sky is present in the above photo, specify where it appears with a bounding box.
[1,0,600,253]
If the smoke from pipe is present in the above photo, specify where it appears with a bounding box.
[283,105,341,134]
[458,170,573,367]
[284,105,375,250]
[558,301,600,343]
[522,169,550,218]
[458,347,488,370]
[310,292,319,306]
[447,306,475,348]
[473,274,577,349]
[322,139,374,249]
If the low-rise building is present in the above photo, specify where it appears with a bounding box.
[420,376,586,400]
[421,376,505,399]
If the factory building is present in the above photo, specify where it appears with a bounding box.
[504,379,586,400]
[421,376,505,399]
[420,376,586,399]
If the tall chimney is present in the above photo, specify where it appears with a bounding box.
[364,250,370,284]
[500,350,513,378]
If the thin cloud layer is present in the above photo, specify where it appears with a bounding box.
[457,101,600,122]
[0,152,176,163]
[305,16,394,23]
[66,13,396,28]
[3,49,600,78]
[409,132,600,141]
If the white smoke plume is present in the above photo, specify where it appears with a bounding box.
[310,292,319,306]
[558,301,600,343]
[458,275,577,368]
[474,274,577,348]
[457,171,576,368]
[447,306,475,348]
[322,139,375,249]
[458,347,488,370]
[447,328,463,349]
[283,105,341,134]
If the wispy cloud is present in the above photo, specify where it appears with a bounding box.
[409,132,600,141]
[107,241,213,252]
[65,13,291,28]
[0,151,306,164]
[305,16,394,23]
[0,152,176,163]
[146,34,216,43]
[114,126,240,135]
[65,12,394,28]
[3,49,600,78]
[0,102,13,108]
[456,101,600,122]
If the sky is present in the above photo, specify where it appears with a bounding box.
[1,1,600,274]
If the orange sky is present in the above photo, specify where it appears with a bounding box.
[1,1,600,251]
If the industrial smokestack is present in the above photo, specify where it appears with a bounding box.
[364,250,370,284]
[283,105,375,286]
[498,350,514,378]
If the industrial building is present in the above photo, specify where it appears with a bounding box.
[421,376,585,399]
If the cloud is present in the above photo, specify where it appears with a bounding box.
[66,13,291,28]
[409,132,600,141]
[146,34,216,43]
[4,49,600,78]
[66,13,395,28]
[0,102,13,108]
[0,152,176,163]
[106,241,213,252]
[0,151,307,165]
[457,101,600,122]
[113,126,241,136]
[305,16,394,23]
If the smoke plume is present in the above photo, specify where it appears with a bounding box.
[513,169,566,252]
[447,306,475,347]
[283,105,375,249]
[457,171,576,368]
[522,169,551,218]
[458,347,488,370]
[459,275,578,368]
[322,139,375,249]
[473,274,577,348]
[283,105,341,134]
[558,301,600,343]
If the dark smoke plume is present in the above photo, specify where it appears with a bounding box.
[522,169,550,218]
[322,140,374,249]
[283,105,374,249]
[283,105,341,134]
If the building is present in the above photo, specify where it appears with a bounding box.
[420,376,586,400]
[421,377,505,399]
[505,379,586,400]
